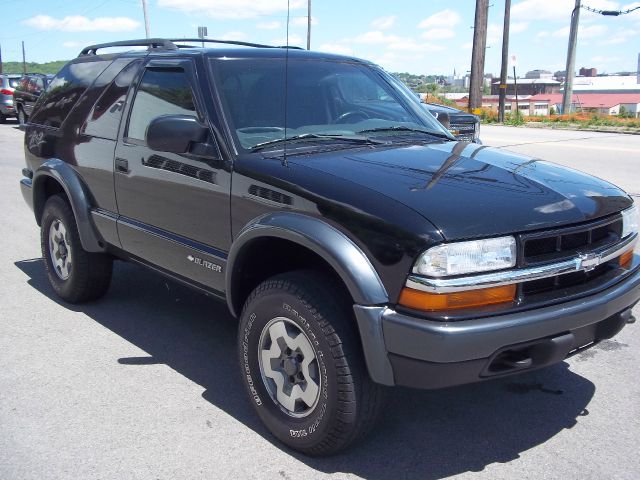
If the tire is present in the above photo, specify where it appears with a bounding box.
[0,113,6,124]
[17,107,27,127]
[238,270,386,456]
[40,195,113,303]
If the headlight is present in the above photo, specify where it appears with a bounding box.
[621,204,638,239]
[413,236,516,277]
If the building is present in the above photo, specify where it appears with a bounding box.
[490,78,561,95]
[579,67,597,77]
[525,69,553,79]
[453,93,640,117]
[569,75,640,94]
[530,93,640,116]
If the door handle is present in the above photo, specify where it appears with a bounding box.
[115,157,129,173]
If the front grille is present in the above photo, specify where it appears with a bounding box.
[519,215,625,299]
[449,122,476,142]
[521,216,622,266]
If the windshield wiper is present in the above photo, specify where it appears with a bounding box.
[250,133,385,152]
[357,126,453,140]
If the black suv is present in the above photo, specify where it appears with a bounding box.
[19,39,639,455]
[13,73,53,126]
[423,101,481,143]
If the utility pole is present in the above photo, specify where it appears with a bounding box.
[141,0,151,38]
[498,0,511,122]
[468,0,489,112]
[306,0,311,50]
[21,41,26,74]
[562,0,581,114]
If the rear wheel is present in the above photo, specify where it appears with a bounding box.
[238,270,385,456]
[0,113,6,124]
[40,195,113,303]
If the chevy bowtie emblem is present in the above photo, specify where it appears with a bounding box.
[575,252,601,272]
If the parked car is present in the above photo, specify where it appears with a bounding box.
[19,38,639,456]
[424,101,481,143]
[0,73,22,123]
[13,73,53,126]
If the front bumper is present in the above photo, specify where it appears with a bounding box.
[0,103,15,116]
[354,261,640,389]
[20,176,34,212]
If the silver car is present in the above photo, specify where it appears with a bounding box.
[0,74,22,123]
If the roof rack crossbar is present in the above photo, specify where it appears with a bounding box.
[79,38,178,56]
[78,37,304,57]
[169,38,303,50]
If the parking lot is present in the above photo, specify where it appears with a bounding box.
[1,120,638,480]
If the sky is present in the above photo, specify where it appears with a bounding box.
[1,0,639,76]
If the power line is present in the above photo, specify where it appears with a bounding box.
[581,4,640,15]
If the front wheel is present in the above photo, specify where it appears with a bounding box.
[238,271,385,456]
[40,195,113,303]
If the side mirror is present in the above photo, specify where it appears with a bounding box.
[146,114,215,157]
[432,111,450,130]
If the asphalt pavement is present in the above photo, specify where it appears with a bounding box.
[1,121,638,480]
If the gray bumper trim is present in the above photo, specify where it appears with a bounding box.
[384,265,640,364]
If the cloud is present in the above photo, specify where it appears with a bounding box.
[551,24,608,39]
[257,21,281,30]
[486,23,503,44]
[318,43,354,56]
[270,33,303,46]
[292,16,317,26]
[598,27,637,44]
[352,30,401,44]
[220,31,248,41]
[461,42,473,50]
[421,28,455,40]
[371,15,397,30]
[24,15,139,32]
[512,0,619,20]
[387,40,444,52]
[418,9,461,29]
[511,22,529,33]
[62,40,96,49]
[158,0,305,19]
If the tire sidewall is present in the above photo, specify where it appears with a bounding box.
[239,287,341,450]
[41,197,78,299]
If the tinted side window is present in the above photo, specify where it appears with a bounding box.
[126,68,198,142]
[82,60,143,140]
[31,59,110,128]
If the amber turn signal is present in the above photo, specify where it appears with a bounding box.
[619,248,634,269]
[399,284,517,311]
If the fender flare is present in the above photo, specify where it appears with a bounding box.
[33,159,105,252]
[226,212,389,318]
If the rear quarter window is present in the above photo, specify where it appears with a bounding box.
[30,59,111,128]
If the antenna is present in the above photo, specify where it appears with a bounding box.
[283,0,291,166]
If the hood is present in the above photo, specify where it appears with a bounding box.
[290,141,632,240]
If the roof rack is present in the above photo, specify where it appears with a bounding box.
[79,37,303,56]
[79,38,178,56]
[169,38,304,50]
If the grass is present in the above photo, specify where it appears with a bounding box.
[476,108,640,131]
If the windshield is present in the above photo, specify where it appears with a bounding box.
[211,57,452,152]
[8,78,21,89]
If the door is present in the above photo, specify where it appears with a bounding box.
[114,59,231,292]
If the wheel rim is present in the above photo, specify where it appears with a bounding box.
[258,317,321,418]
[48,219,72,280]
